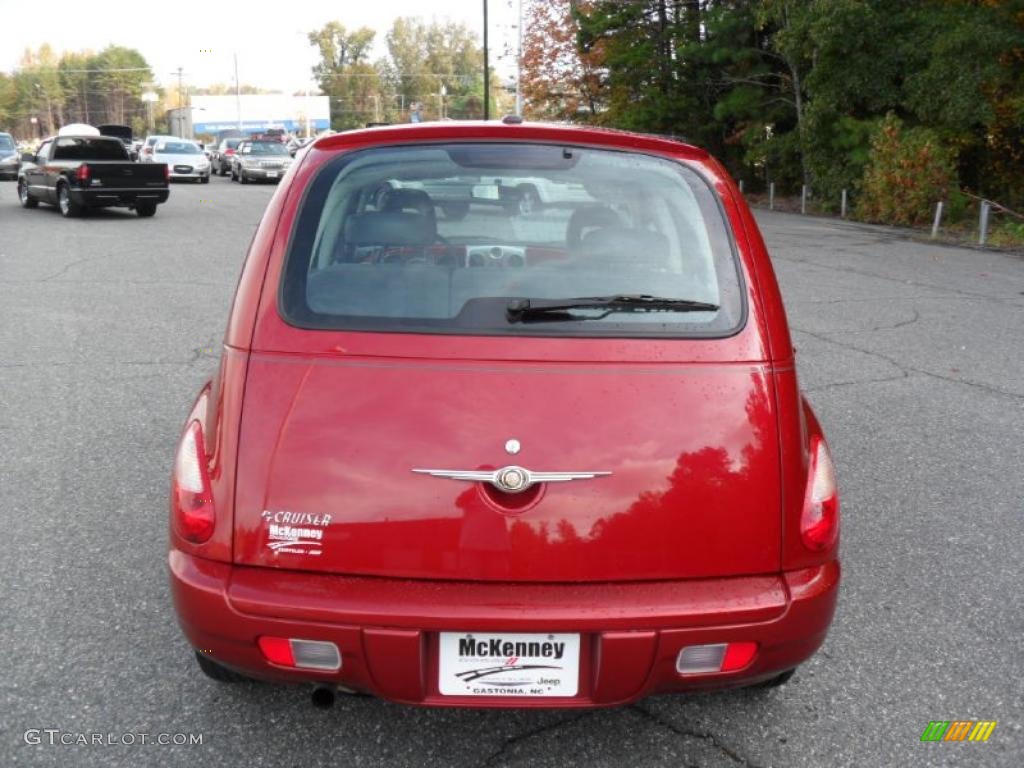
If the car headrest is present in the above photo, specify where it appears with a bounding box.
[344,211,437,247]
[567,206,625,250]
[579,226,670,267]
[380,187,434,216]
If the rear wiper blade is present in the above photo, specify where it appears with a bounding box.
[506,294,719,323]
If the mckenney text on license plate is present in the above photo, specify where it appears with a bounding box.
[438,632,580,697]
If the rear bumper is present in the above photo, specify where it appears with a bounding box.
[239,167,285,181]
[70,188,169,207]
[170,550,839,708]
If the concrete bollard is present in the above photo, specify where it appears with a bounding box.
[978,201,990,246]
[738,179,744,194]
[769,182,775,211]
[801,185,807,215]
[841,189,848,219]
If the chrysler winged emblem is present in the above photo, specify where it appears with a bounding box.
[411,465,611,494]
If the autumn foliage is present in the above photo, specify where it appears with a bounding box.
[856,116,956,227]
[521,0,605,121]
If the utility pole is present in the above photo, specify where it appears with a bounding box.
[515,0,523,116]
[483,0,490,120]
[176,66,184,136]
[234,54,242,131]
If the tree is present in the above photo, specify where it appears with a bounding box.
[194,83,280,96]
[308,22,380,129]
[383,17,495,121]
[520,0,606,120]
[92,46,153,126]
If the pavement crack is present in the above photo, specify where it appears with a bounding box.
[478,711,595,767]
[874,308,919,331]
[771,254,1023,305]
[803,372,910,393]
[792,325,1024,400]
[39,254,111,282]
[629,704,764,767]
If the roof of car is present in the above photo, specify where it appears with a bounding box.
[311,121,708,160]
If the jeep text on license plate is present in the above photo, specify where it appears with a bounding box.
[438,632,580,697]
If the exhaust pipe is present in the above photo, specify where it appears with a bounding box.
[311,684,336,709]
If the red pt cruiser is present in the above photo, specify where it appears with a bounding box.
[169,121,839,708]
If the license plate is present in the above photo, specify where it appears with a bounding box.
[266,171,278,179]
[438,632,580,697]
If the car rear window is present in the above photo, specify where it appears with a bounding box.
[0,135,15,151]
[53,137,128,161]
[280,142,744,337]
[249,141,289,155]
[158,141,201,154]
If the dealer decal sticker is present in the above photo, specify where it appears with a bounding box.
[261,510,332,556]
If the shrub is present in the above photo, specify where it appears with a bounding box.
[856,114,957,227]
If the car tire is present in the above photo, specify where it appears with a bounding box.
[135,201,158,218]
[239,170,249,184]
[18,179,38,208]
[441,202,470,221]
[201,175,210,184]
[194,651,249,683]
[57,183,82,218]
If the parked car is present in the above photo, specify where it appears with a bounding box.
[0,132,19,180]
[152,139,211,183]
[18,134,168,217]
[169,121,840,707]
[139,134,178,162]
[229,139,292,183]
[97,124,137,161]
[212,137,245,176]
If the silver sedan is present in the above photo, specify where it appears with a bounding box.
[148,139,211,183]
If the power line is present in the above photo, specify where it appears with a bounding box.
[11,66,155,74]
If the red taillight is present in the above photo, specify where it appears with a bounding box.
[172,420,215,543]
[225,149,235,155]
[258,637,341,671]
[676,642,758,674]
[800,438,839,551]
[164,164,170,181]
[721,641,758,672]
[257,637,295,667]
[76,165,90,182]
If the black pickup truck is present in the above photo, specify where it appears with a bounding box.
[17,135,169,218]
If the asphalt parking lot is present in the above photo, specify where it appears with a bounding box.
[1,177,1021,768]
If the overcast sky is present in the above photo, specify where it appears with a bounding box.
[0,0,521,93]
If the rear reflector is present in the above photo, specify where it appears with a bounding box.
[676,642,757,674]
[258,637,341,671]
[257,636,294,667]
[76,165,90,182]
